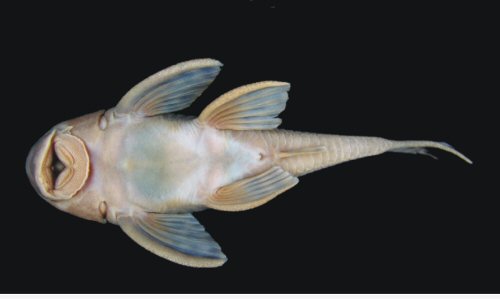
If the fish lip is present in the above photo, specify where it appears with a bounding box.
[26,129,61,200]
[27,128,92,201]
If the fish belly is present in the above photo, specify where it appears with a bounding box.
[117,118,269,212]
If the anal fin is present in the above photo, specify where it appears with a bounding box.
[208,166,299,212]
[279,146,326,159]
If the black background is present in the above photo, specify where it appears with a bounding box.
[2,1,497,294]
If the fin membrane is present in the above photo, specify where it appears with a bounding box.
[198,81,290,130]
[118,212,227,268]
[208,166,299,211]
[115,59,222,117]
[390,147,438,160]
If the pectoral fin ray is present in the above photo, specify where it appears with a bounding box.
[115,59,222,117]
[208,166,299,211]
[118,212,227,268]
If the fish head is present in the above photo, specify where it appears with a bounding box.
[26,110,108,223]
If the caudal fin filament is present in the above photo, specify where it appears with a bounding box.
[389,141,472,164]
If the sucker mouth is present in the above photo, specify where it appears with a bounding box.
[36,131,90,200]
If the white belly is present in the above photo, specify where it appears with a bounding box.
[117,117,267,212]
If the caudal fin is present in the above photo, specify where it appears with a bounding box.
[255,131,472,177]
[389,141,472,164]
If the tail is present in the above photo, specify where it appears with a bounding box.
[389,140,472,164]
[258,130,472,177]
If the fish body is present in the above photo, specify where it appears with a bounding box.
[26,59,471,267]
[87,114,272,217]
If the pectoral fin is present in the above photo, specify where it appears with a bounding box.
[118,212,227,268]
[208,166,299,211]
[115,59,222,117]
[198,81,290,130]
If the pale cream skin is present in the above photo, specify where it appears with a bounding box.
[26,59,472,268]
